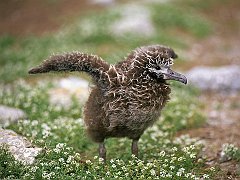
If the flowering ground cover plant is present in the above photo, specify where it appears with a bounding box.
[0,81,215,179]
[2,0,237,179]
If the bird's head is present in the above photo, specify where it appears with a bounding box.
[134,45,187,84]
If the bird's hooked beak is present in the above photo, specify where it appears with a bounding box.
[161,67,187,84]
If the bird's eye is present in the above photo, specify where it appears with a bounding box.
[155,66,161,70]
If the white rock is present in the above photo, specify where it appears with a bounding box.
[0,128,42,165]
[186,65,240,93]
[110,4,155,37]
[89,0,115,5]
[140,0,170,3]
[0,105,26,127]
[49,77,90,107]
[59,77,89,90]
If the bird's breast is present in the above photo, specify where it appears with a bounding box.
[102,79,171,132]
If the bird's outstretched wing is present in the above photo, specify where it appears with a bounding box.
[29,52,111,88]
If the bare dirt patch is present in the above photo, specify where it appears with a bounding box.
[179,1,240,178]
[180,93,240,179]
[0,0,102,36]
[179,1,240,70]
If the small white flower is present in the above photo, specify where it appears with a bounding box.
[203,174,209,179]
[191,174,196,178]
[67,155,74,163]
[171,147,178,152]
[147,162,153,167]
[30,166,38,172]
[131,154,136,158]
[31,120,38,126]
[182,146,189,153]
[58,158,64,163]
[94,156,98,159]
[210,167,215,172]
[160,171,166,178]
[150,169,156,176]
[176,171,182,177]
[121,166,127,171]
[178,157,183,161]
[159,151,165,157]
[86,160,92,164]
[22,119,30,125]
[53,148,61,153]
[112,164,116,168]
[162,163,167,168]
[185,173,191,178]
[24,173,30,177]
[190,153,196,158]
[166,173,172,178]
[99,158,104,163]
[178,168,185,173]
[170,156,176,162]
[197,158,203,163]
[190,145,195,149]
[56,143,65,149]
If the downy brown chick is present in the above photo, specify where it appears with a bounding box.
[29,45,187,161]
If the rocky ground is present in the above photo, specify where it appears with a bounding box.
[182,2,240,178]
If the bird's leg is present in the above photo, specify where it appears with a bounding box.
[99,142,106,162]
[131,139,139,157]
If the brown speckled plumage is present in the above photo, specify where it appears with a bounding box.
[29,45,187,160]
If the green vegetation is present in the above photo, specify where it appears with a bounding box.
[0,0,219,179]
[0,1,212,83]
[0,80,210,179]
[0,146,26,179]
[162,82,205,131]
[151,4,211,38]
[221,144,240,162]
